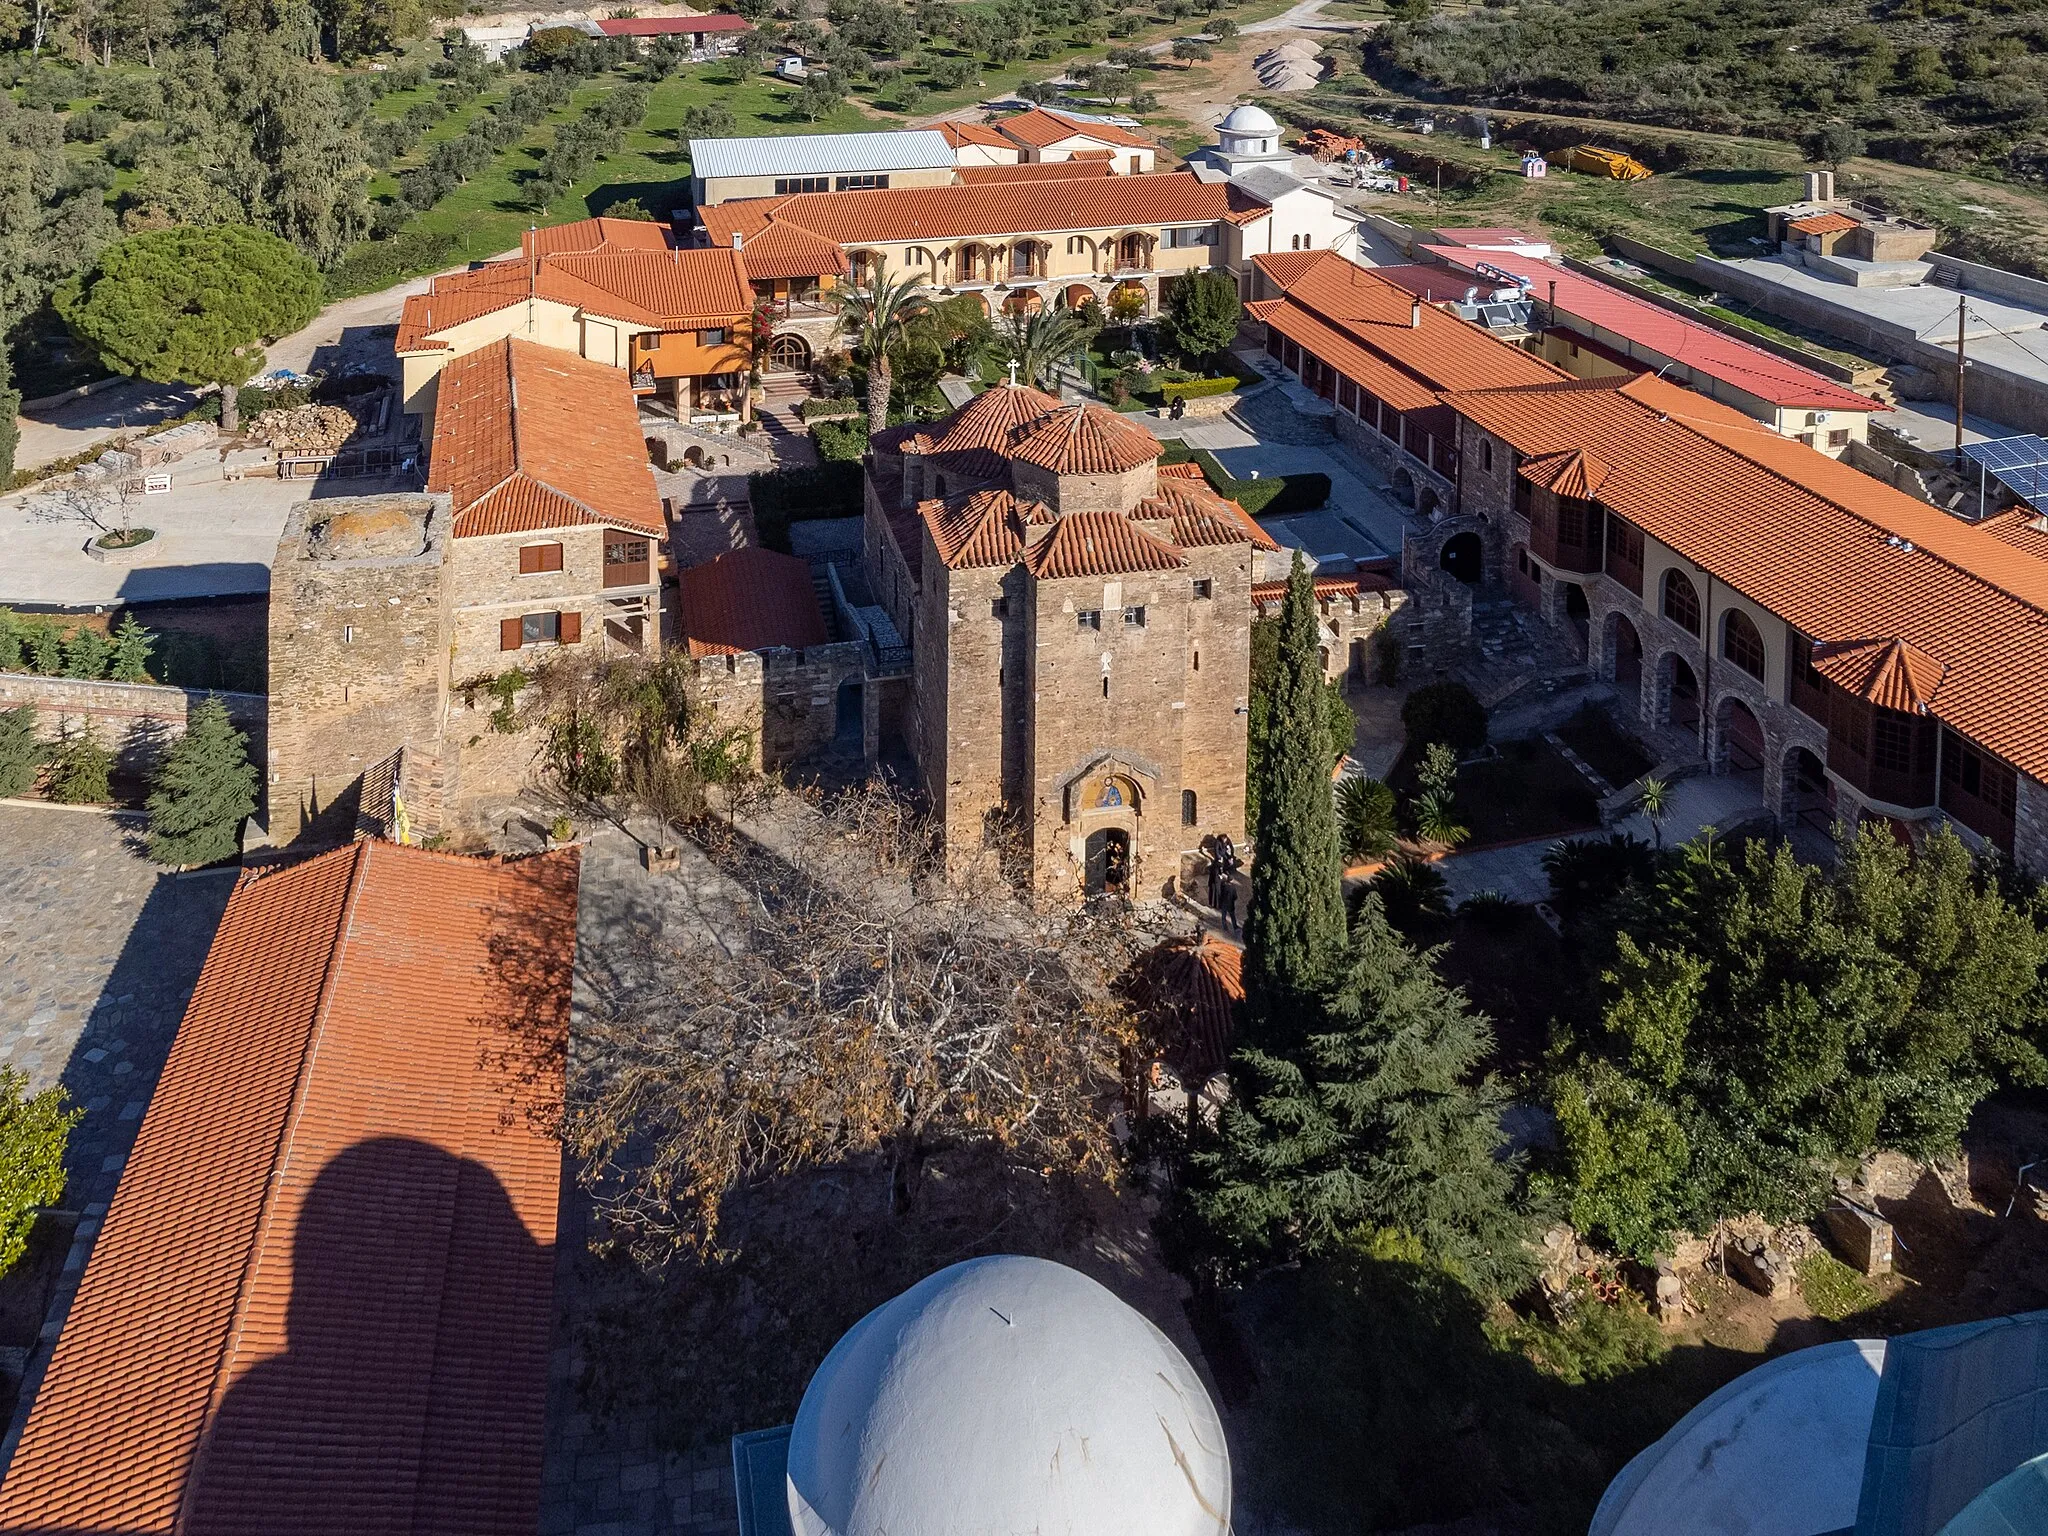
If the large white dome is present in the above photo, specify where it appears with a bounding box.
[785,1256,1231,1536]
[1218,103,1280,134]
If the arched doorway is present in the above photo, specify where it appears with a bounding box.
[1563,582,1590,649]
[1062,283,1095,310]
[1608,613,1642,690]
[1390,468,1416,507]
[1439,531,1482,584]
[1084,827,1132,896]
[1716,695,1765,773]
[1417,486,1441,519]
[835,679,863,745]
[767,332,811,373]
[1784,745,1831,830]
[1002,287,1043,317]
[1661,654,1701,732]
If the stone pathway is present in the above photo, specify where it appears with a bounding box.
[0,802,232,1468]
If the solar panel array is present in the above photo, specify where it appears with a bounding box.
[1962,434,2048,508]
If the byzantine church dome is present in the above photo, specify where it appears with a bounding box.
[784,1255,1232,1536]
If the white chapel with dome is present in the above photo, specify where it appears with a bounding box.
[1188,104,1363,266]
[732,1256,1233,1536]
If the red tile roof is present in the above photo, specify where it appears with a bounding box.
[1130,934,1244,1084]
[1417,246,1880,414]
[1788,211,1860,236]
[994,106,1154,151]
[922,486,1049,567]
[1444,372,2048,778]
[1025,509,1185,579]
[678,546,828,654]
[0,839,577,1536]
[1252,570,1396,605]
[427,338,666,538]
[699,172,1267,257]
[955,159,1116,184]
[1159,460,1207,481]
[938,120,1018,151]
[1811,636,1947,713]
[397,245,752,352]
[1521,447,1612,498]
[727,217,850,280]
[1008,402,1160,475]
[597,12,750,32]
[1248,250,1566,406]
[526,215,679,258]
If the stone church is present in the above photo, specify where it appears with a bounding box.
[862,384,1277,897]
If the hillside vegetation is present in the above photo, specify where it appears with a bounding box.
[1364,0,2048,183]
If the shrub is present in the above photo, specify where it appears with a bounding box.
[1457,889,1519,927]
[0,708,45,798]
[1541,832,1658,913]
[47,733,113,804]
[1366,855,1450,928]
[810,418,868,462]
[796,395,863,420]
[325,228,461,301]
[1402,681,1486,753]
[748,462,864,551]
[1337,775,1397,862]
[0,1068,82,1276]
[1159,376,1240,402]
[1187,450,1330,516]
[64,106,120,143]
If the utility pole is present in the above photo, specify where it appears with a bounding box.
[1954,294,1967,465]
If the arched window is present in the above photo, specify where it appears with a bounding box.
[1722,609,1766,680]
[1662,568,1701,637]
[1182,789,1198,826]
[907,246,931,266]
[1290,234,1301,251]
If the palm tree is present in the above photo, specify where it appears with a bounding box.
[829,272,933,437]
[1637,774,1672,849]
[1000,306,1091,391]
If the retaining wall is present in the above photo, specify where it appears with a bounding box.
[0,673,266,778]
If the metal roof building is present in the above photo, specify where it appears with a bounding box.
[689,130,956,182]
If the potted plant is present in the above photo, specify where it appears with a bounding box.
[545,813,575,849]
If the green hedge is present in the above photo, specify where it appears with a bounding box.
[1159,376,1240,402]
[1186,449,1330,518]
[796,396,864,421]
[324,228,460,302]
[810,418,868,462]
[749,462,864,553]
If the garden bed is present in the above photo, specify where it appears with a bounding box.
[1448,737,1603,847]
[1554,705,1655,790]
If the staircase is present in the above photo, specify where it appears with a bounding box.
[811,562,845,643]
[1456,594,1592,711]
[758,376,823,467]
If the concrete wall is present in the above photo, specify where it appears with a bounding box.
[0,674,265,784]
[1926,252,2048,311]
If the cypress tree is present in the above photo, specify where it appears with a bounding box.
[1186,898,1533,1295]
[146,696,259,867]
[1244,549,1346,1022]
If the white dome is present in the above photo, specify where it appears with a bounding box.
[1218,103,1280,134]
[786,1256,1231,1536]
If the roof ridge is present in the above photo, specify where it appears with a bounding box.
[180,839,369,1522]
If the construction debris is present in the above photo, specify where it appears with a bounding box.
[1297,126,1366,162]
[251,403,364,455]
[1563,144,1653,181]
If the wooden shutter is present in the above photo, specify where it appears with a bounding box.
[559,610,582,644]
[542,542,563,572]
[519,545,541,574]
[500,617,523,651]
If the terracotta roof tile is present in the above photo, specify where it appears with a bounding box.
[0,840,577,1536]
[922,487,1049,567]
[1007,403,1160,475]
[1788,211,1860,236]
[955,159,1115,184]
[396,263,533,354]
[1137,479,1279,551]
[699,172,1266,256]
[993,106,1155,151]
[727,218,850,280]
[1130,935,1244,1085]
[399,247,752,351]
[1252,570,1396,604]
[525,215,679,257]
[1159,460,1207,481]
[938,120,1017,150]
[678,546,828,654]
[1984,509,2048,561]
[1445,373,2048,778]
[1811,636,1948,713]
[1520,447,1612,498]
[1025,510,1184,578]
[427,338,665,539]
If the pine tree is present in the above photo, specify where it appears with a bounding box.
[0,707,45,798]
[146,695,258,866]
[107,613,155,683]
[61,626,113,680]
[1244,549,1346,1022]
[23,623,61,676]
[47,733,113,804]
[1186,898,1533,1294]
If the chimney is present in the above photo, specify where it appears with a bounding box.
[1410,298,1423,329]
[731,231,744,250]
[1804,169,1835,204]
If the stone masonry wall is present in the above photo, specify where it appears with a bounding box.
[683,643,869,771]
[0,674,266,783]
[266,496,452,845]
[2016,773,2048,878]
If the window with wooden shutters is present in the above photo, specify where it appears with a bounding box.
[519,541,563,575]
[500,617,522,651]
[519,612,560,647]
[559,610,581,644]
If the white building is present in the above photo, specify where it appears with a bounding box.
[1189,104,1365,274]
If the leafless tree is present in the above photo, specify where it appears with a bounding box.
[568,784,1143,1263]
[28,473,142,544]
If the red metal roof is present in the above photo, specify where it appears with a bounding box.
[0,840,578,1536]
[427,338,666,538]
[1418,246,1880,414]
[678,546,828,655]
